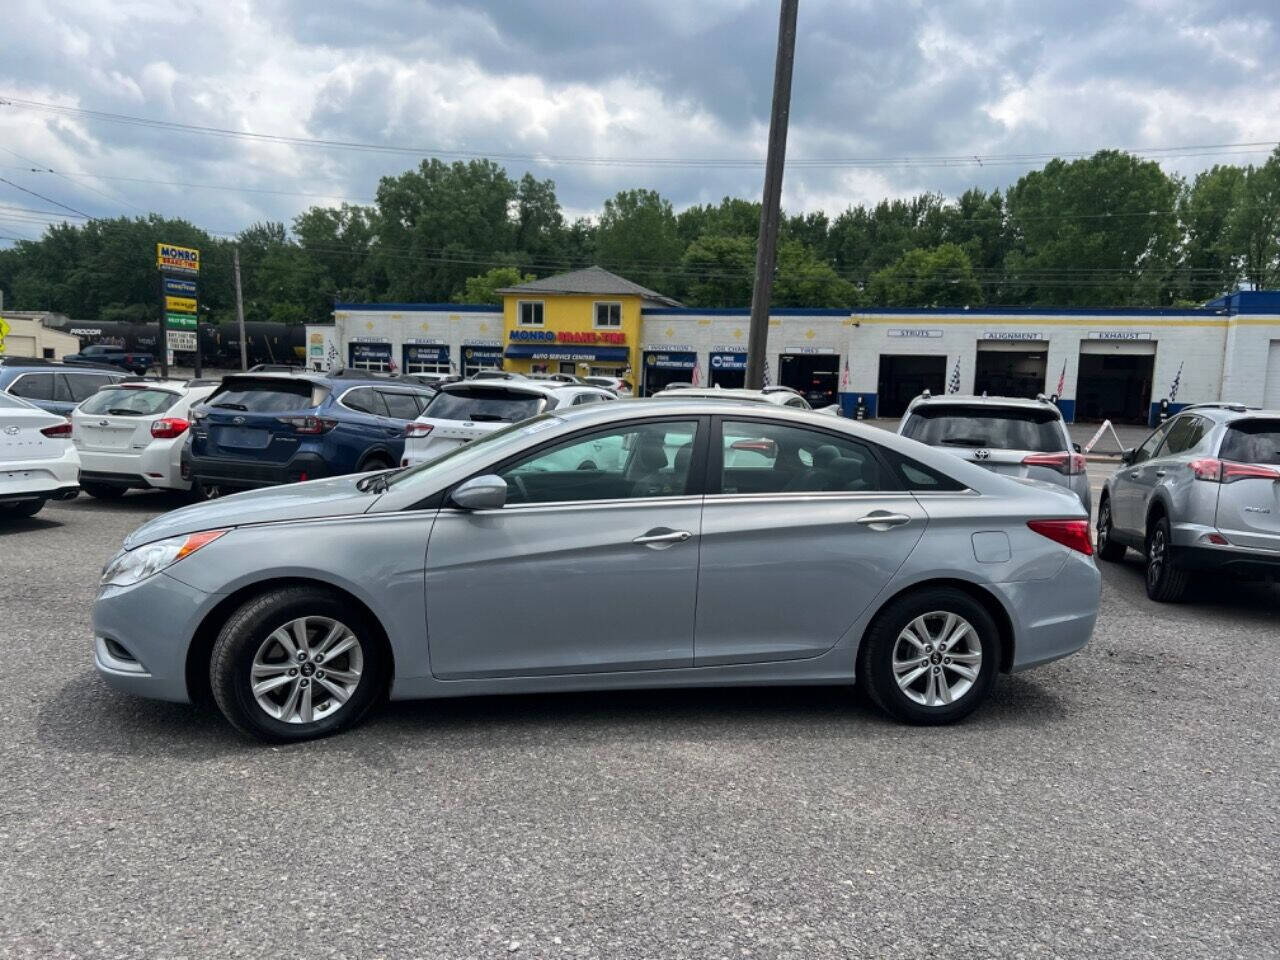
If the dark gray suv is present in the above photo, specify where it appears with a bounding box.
[1097,403,1280,601]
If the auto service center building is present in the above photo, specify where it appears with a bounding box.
[315,268,1280,425]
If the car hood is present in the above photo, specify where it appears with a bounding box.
[123,475,383,549]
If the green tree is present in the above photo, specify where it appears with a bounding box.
[773,239,860,308]
[1226,147,1280,290]
[867,243,982,307]
[680,235,755,306]
[595,189,682,293]
[1176,165,1245,301]
[456,266,535,304]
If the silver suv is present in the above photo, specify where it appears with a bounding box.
[898,393,1089,515]
[1097,404,1280,601]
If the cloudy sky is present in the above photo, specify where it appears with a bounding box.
[2,0,1278,246]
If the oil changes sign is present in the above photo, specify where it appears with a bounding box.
[156,243,200,275]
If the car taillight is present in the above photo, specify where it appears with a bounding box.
[150,417,189,439]
[1190,458,1280,483]
[277,416,337,435]
[40,420,73,438]
[1022,452,1086,475]
[405,422,434,438]
[1027,519,1093,556]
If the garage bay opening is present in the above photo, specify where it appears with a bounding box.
[974,342,1048,398]
[778,352,839,406]
[1076,341,1155,423]
[877,355,946,418]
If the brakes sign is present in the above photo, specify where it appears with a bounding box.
[156,243,200,274]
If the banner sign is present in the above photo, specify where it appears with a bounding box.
[710,352,747,370]
[1088,331,1151,340]
[981,331,1043,341]
[165,313,197,330]
[156,243,200,274]
[645,351,697,370]
[166,329,197,352]
[165,295,197,314]
[888,329,943,339]
[163,277,197,296]
[783,345,835,354]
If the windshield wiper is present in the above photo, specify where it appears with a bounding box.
[939,437,990,447]
[212,402,248,411]
[106,408,141,416]
[466,412,507,422]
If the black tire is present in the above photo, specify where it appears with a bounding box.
[2,499,45,518]
[81,481,126,500]
[361,455,392,472]
[210,586,387,743]
[1145,516,1189,603]
[857,587,1000,725]
[1095,496,1127,562]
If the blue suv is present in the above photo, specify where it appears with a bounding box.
[0,358,128,416]
[187,372,434,495]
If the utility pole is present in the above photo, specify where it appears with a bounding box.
[744,0,799,390]
[233,247,248,371]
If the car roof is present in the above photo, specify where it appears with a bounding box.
[220,371,426,391]
[907,393,1062,415]
[0,357,124,373]
[439,380,604,398]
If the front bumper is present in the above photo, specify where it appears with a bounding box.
[188,451,329,490]
[93,570,219,703]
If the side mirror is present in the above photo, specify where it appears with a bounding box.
[451,474,507,510]
[1072,442,1082,453]
[1120,448,1136,465]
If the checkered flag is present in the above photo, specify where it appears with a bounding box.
[1169,361,1182,402]
[947,358,961,394]
[762,358,771,387]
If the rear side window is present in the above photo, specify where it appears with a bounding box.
[79,387,180,416]
[66,373,115,402]
[878,448,968,492]
[1220,420,1280,465]
[379,391,421,420]
[427,388,544,423]
[9,373,53,401]
[208,378,323,413]
[902,405,1065,453]
[341,387,388,416]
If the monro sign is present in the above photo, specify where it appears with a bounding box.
[156,243,200,274]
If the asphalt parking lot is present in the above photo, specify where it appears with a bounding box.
[2,472,1277,960]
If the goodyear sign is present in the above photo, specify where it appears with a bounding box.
[156,243,200,274]
[165,295,197,314]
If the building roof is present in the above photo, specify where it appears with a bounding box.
[495,265,683,307]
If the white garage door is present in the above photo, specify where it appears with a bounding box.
[1265,340,1280,409]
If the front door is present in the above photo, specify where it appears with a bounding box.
[424,418,706,679]
[1112,419,1174,535]
[694,417,926,665]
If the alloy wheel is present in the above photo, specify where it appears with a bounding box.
[1098,503,1111,547]
[250,616,364,724]
[1147,528,1166,589]
[892,611,982,707]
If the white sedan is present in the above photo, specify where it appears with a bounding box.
[402,380,615,466]
[71,379,218,498]
[0,391,80,519]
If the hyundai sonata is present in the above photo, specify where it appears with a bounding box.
[94,399,1099,741]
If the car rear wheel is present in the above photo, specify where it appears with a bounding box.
[361,455,393,472]
[210,586,386,742]
[1095,497,1127,562]
[858,587,999,725]
[1145,516,1189,603]
[81,482,126,500]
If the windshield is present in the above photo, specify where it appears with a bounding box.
[425,387,544,423]
[207,378,325,413]
[902,405,1065,453]
[1221,420,1280,465]
[78,387,179,416]
[386,414,565,489]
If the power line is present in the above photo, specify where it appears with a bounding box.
[3,95,1277,170]
[0,175,96,219]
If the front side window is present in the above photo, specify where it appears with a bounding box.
[1159,416,1202,456]
[518,301,544,327]
[720,420,883,494]
[499,421,699,505]
[594,302,622,328]
[1131,420,1174,464]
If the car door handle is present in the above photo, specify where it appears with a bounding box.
[633,528,692,546]
[1154,470,1167,478]
[856,511,912,529]
[1129,471,1141,479]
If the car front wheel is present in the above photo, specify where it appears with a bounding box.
[1095,497,1127,562]
[857,587,999,725]
[210,586,386,742]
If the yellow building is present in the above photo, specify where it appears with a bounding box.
[497,266,681,383]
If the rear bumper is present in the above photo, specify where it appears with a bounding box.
[1175,544,1280,574]
[996,551,1101,672]
[0,447,81,502]
[0,482,79,504]
[188,451,330,489]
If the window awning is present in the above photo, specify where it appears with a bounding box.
[504,345,631,362]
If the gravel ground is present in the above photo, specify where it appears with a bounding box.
[1,481,1277,960]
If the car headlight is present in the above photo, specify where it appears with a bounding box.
[100,530,228,588]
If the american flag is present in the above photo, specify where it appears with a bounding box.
[691,358,702,387]
[1055,360,1067,397]
[840,357,850,390]
[1169,361,1183,402]
[947,358,961,394]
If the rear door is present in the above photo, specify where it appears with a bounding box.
[695,417,927,666]
[1214,419,1280,551]
[198,377,323,462]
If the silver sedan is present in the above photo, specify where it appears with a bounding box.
[93,399,1100,742]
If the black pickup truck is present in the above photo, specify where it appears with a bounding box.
[63,344,153,375]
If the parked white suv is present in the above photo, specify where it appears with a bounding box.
[401,380,615,466]
[0,392,80,518]
[71,379,219,498]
